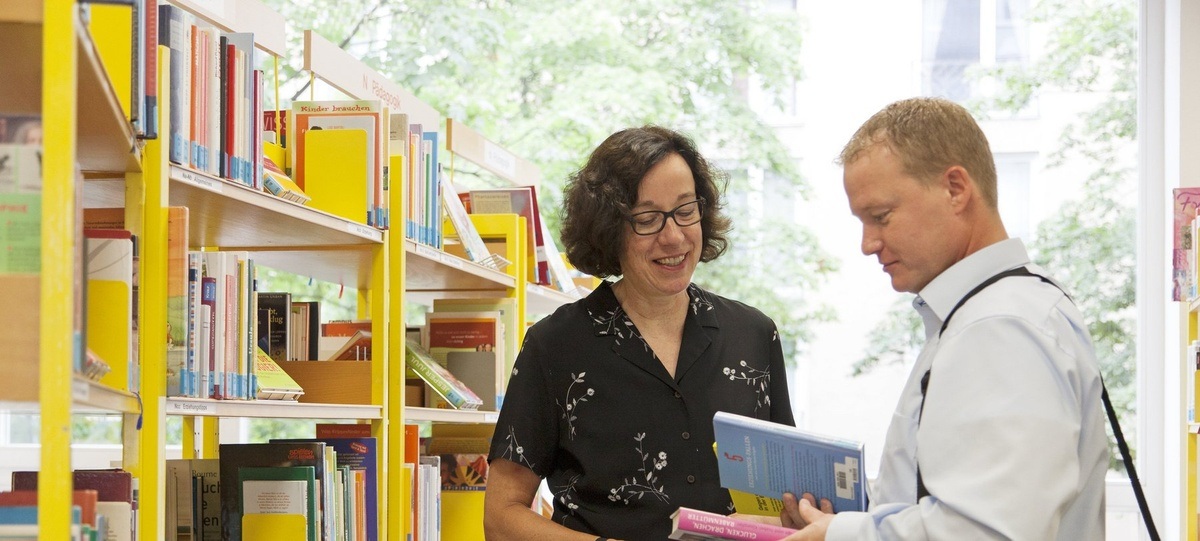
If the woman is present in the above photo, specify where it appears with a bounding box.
[484,125,795,540]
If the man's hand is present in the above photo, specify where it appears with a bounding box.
[779,493,834,540]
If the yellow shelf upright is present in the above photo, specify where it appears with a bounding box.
[467,213,528,342]
[39,0,77,538]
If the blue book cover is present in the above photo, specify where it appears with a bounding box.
[713,411,866,513]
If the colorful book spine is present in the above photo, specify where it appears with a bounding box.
[668,506,797,541]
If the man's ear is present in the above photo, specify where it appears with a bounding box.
[944,165,973,211]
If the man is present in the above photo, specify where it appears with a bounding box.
[781,97,1108,539]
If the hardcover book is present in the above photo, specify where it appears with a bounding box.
[712,411,866,514]
[668,506,797,541]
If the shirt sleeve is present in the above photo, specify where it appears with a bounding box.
[828,314,1090,541]
[766,320,796,427]
[488,325,560,478]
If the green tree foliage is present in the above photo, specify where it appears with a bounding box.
[851,0,1137,469]
[262,0,836,361]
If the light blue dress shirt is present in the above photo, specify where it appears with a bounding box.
[827,238,1107,540]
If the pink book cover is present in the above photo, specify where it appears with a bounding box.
[669,506,797,540]
[1173,188,1200,300]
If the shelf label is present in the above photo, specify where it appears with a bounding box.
[169,401,215,415]
[484,413,499,423]
[71,379,89,402]
[176,168,224,193]
[347,223,377,239]
[439,253,465,269]
[483,141,517,179]
[415,244,441,260]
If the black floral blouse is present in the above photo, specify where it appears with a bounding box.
[488,281,795,540]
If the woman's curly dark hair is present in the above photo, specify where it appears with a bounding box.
[560,125,731,278]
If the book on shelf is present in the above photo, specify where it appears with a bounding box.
[404,338,483,410]
[422,310,505,410]
[430,297,519,391]
[279,431,380,541]
[291,100,384,226]
[290,301,320,361]
[253,345,304,400]
[321,319,372,337]
[84,228,136,393]
[668,506,797,541]
[262,155,310,204]
[327,329,372,361]
[440,171,495,267]
[467,186,549,284]
[219,442,332,541]
[12,469,136,541]
[165,458,219,541]
[713,411,866,515]
[238,466,317,541]
[0,489,100,540]
[256,291,291,363]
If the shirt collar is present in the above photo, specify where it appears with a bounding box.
[585,281,719,336]
[914,238,1032,325]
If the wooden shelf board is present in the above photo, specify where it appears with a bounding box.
[404,240,516,291]
[0,18,140,175]
[72,376,140,413]
[526,283,581,315]
[171,165,384,247]
[0,377,139,414]
[165,398,382,419]
[404,406,499,424]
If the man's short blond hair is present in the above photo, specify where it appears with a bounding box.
[838,97,998,209]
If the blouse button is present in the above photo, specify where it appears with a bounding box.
[681,431,691,440]
[686,475,696,483]
[674,391,682,399]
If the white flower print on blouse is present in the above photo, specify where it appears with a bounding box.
[556,372,594,440]
[606,432,670,504]
[553,473,582,524]
[688,285,714,315]
[499,425,534,469]
[723,335,774,411]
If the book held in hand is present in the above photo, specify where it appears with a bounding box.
[713,411,866,514]
[668,506,798,541]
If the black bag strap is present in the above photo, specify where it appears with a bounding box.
[916,266,1159,541]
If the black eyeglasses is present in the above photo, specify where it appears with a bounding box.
[627,198,705,236]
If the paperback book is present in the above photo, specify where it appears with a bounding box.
[668,506,797,541]
[713,411,866,514]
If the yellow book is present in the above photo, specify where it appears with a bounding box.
[729,488,784,516]
[88,5,133,121]
[304,128,369,224]
[242,513,308,540]
[85,230,134,392]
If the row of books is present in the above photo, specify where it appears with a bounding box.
[404,424,493,541]
[165,426,379,541]
[4,469,136,541]
[159,4,264,189]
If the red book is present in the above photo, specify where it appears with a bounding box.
[669,506,797,541]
